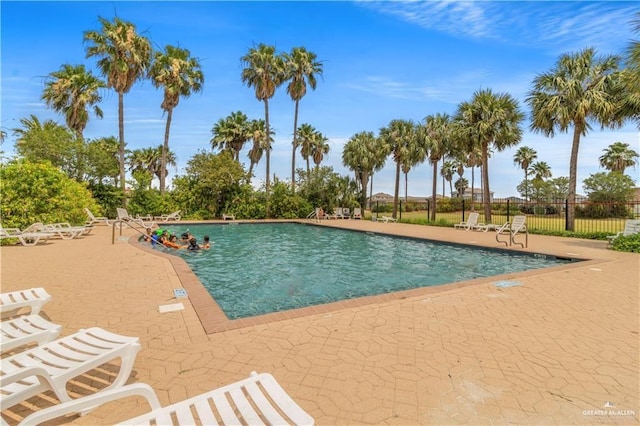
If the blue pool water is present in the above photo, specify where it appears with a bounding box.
[163,223,573,319]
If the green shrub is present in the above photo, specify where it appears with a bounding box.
[611,234,640,253]
[0,160,100,228]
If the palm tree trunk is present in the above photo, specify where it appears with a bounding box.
[567,125,582,232]
[264,99,271,218]
[291,100,299,193]
[393,162,401,218]
[441,158,445,198]
[482,141,491,222]
[118,92,126,194]
[369,174,374,210]
[160,108,173,194]
[431,160,438,221]
[404,172,408,203]
[361,171,369,209]
[470,166,475,211]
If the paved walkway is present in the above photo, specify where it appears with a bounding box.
[1,220,638,425]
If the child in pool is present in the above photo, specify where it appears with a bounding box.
[202,235,211,249]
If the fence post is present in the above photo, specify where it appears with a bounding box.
[565,199,569,231]
[399,201,402,220]
[462,199,466,221]
[426,199,430,222]
[376,201,379,221]
[506,199,510,223]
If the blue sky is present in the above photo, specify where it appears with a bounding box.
[2,1,638,198]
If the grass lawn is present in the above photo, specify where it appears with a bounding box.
[364,210,629,235]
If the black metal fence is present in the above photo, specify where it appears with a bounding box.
[371,199,640,234]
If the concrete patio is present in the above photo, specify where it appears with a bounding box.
[1,220,638,425]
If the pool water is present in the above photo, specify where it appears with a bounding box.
[165,223,573,319]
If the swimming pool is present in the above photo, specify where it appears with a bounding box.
[164,223,574,319]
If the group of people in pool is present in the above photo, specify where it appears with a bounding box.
[140,228,210,251]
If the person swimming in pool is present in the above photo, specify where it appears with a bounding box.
[185,236,200,251]
[202,235,211,249]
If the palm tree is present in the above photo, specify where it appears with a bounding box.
[84,16,152,191]
[311,132,330,170]
[379,119,415,218]
[456,89,524,222]
[41,64,105,140]
[423,114,452,220]
[440,160,456,197]
[128,147,159,189]
[513,146,537,201]
[283,47,323,192]
[296,123,317,178]
[211,111,252,161]
[247,119,273,179]
[530,161,552,181]
[149,45,204,194]
[241,43,285,217]
[599,142,639,173]
[400,136,427,202]
[526,48,624,231]
[342,131,388,209]
[621,13,640,127]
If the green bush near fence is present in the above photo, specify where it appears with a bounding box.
[610,234,640,253]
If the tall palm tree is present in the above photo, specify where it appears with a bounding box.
[149,45,204,194]
[423,114,452,220]
[211,111,252,161]
[128,146,159,189]
[621,13,640,128]
[296,123,317,178]
[284,47,323,192]
[465,148,483,208]
[247,119,273,179]
[241,43,284,217]
[342,131,389,209]
[456,89,524,222]
[41,63,105,140]
[311,132,330,170]
[400,135,427,202]
[440,160,456,197]
[84,16,152,191]
[526,48,624,230]
[513,146,538,201]
[599,142,639,173]
[379,119,415,218]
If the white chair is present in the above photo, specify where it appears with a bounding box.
[18,371,314,426]
[0,226,54,247]
[0,327,140,411]
[0,287,52,319]
[495,215,528,248]
[27,222,86,239]
[454,212,481,230]
[84,208,112,226]
[154,210,182,222]
[222,213,236,220]
[1,314,62,352]
[379,215,397,223]
[342,207,351,219]
[353,207,362,220]
[116,208,156,229]
[607,219,640,245]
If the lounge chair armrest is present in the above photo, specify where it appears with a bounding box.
[19,383,162,425]
[0,365,58,390]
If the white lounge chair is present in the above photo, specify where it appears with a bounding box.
[222,213,236,220]
[0,225,54,247]
[0,327,140,411]
[154,210,182,222]
[18,371,314,426]
[495,215,528,248]
[1,314,62,352]
[327,207,344,220]
[353,207,362,220]
[0,287,52,319]
[116,208,156,230]
[26,222,87,239]
[454,212,481,230]
[84,208,112,226]
[379,215,397,223]
[342,207,351,219]
[607,219,640,245]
